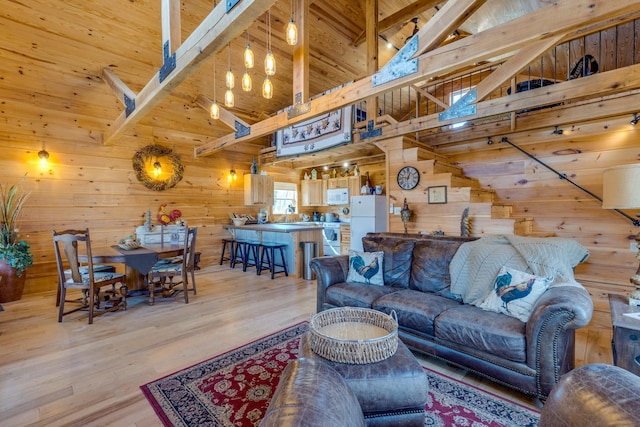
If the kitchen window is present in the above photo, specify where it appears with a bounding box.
[273,182,297,214]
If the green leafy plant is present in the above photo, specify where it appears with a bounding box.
[0,179,33,277]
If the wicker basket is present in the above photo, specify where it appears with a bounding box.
[309,307,398,364]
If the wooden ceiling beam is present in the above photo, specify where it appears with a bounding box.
[364,63,640,144]
[473,35,565,102]
[353,0,442,47]
[102,0,277,146]
[195,0,640,158]
[412,0,487,56]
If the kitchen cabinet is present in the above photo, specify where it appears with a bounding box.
[327,177,350,189]
[348,176,366,198]
[244,174,274,206]
[301,179,325,206]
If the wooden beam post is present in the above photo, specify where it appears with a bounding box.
[292,0,309,105]
[365,0,378,122]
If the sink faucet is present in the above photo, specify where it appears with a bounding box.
[285,204,295,223]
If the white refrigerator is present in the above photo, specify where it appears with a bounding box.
[350,195,388,251]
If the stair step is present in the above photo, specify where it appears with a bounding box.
[491,204,513,219]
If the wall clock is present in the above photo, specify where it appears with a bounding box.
[397,166,420,190]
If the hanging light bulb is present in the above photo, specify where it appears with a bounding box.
[38,145,50,166]
[210,100,220,119]
[286,0,297,45]
[225,43,234,89]
[264,10,276,75]
[262,76,273,99]
[242,70,252,92]
[244,31,254,69]
[225,88,235,107]
[210,56,220,119]
[153,160,162,178]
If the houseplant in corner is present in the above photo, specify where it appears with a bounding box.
[0,178,33,302]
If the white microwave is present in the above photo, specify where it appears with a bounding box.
[327,188,349,205]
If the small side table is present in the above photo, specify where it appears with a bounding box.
[609,293,640,376]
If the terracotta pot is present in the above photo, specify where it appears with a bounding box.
[0,260,27,303]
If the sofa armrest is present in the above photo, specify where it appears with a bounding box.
[310,255,349,313]
[526,284,594,397]
[539,363,640,427]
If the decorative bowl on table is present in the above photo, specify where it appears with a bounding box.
[309,307,398,364]
[118,239,141,250]
[232,217,247,226]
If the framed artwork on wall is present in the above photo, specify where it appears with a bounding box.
[428,186,447,204]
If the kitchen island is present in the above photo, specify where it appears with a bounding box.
[223,223,324,278]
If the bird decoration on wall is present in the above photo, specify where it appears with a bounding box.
[494,270,536,309]
[460,207,470,237]
[350,254,380,284]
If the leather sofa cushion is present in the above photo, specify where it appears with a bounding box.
[362,236,415,288]
[435,305,526,363]
[409,238,466,296]
[372,289,461,336]
[325,282,398,308]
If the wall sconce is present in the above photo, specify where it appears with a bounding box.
[38,148,50,165]
[228,168,237,183]
[153,160,162,177]
[631,112,639,125]
[551,126,564,135]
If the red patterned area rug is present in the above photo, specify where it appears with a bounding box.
[141,322,540,427]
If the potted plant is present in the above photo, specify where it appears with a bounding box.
[0,179,33,302]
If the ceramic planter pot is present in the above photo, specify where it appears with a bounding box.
[0,260,26,303]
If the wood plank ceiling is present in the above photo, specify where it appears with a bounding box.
[1,0,636,169]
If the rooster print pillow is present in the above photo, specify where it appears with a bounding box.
[476,266,551,322]
[347,250,384,286]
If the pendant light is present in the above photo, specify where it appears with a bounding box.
[244,30,254,69]
[285,0,298,46]
[210,57,220,119]
[225,43,235,89]
[242,69,252,92]
[264,10,276,76]
[262,75,273,99]
[225,43,234,107]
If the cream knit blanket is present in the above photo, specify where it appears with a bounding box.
[449,235,589,304]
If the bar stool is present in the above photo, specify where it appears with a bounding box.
[258,242,288,279]
[231,240,248,269]
[219,238,236,266]
[243,240,263,272]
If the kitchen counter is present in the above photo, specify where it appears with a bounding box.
[223,223,323,278]
[223,223,324,232]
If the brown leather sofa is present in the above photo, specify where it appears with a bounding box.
[310,233,593,399]
[539,363,640,426]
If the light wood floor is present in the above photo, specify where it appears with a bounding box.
[0,264,613,426]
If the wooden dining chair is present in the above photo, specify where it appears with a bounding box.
[53,229,127,324]
[147,227,198,305]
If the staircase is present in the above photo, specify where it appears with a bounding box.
[392,142,544,237]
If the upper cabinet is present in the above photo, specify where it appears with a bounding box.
[301,179,325,206]
[244,174,274,206]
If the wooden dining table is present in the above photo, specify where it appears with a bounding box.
[79,243,184,292]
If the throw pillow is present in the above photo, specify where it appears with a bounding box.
[346,250,384,286]
[475,266,550,322]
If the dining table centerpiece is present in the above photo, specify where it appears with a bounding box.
[0,178,33,302]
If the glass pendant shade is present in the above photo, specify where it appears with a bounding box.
[242,70,252,92]
[286,20,298,45]
[264,51,276,76]
[262,76,273,99]
[225,89,234,107]
[225,69,235,89]
[244,44,254,69]
[210,100,220,119]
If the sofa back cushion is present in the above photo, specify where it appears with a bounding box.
[362,237,415,288]
[409,239,467,296]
